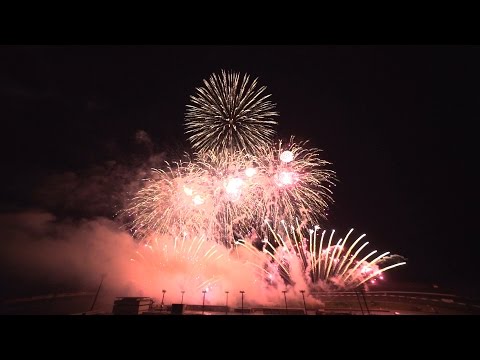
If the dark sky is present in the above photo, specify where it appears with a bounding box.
[0,45,476,297]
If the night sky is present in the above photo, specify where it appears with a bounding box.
[0,45,476,298]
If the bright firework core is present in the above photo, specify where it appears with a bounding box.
[280,150,294,163]
[123,70,406,303]
[225,177,243,201]
[245,167,257,177]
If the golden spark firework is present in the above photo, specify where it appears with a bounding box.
[185,70,279,156]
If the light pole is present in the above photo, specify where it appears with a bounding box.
[225,291,229,315]
[90,274,105,312]
[202,290,207,315]
[240,291,245,315]
[181,291,185,305]
[360,288,371,315]
[300,290,307,315]
[282,290,288,315]
[354,290,365,315]
[161,289,166,309]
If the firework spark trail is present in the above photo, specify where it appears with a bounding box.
[185,70,279,156]
[325,235,343,280]
[339,240,370,277]
[342,250,380,281]
[330,229,353,276]
[237,222,406,291]
[317,229,325,280]
[322,230,335,279]
[332,228,357,276]
[357,262,407,286]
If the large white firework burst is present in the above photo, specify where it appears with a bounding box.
[124,139,336,248]
[185,70,279,155]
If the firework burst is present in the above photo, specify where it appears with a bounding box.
[185,70,279,155]
[236,220,406,291]
[124,151,261,245]
[252,137,336,227]
[122,69,407,299]
[123,156,206,240]
[125,139,335,248]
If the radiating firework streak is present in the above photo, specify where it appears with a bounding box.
[236,220,406,291]
[130,233,226,293]
[124,139,335,247]
[185,70,279,156]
